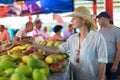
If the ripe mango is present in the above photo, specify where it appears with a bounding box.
[32,69,47,80]
[45,56,57,64]
[45,53,63,64]
[22,55,32,63]
[15,65,33,77]
[32,52,44,60]
[50,63,62,73]
[10,52,23,61]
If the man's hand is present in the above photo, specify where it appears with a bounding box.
[1,42,14,51]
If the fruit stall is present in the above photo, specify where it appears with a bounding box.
[0,40,70,80]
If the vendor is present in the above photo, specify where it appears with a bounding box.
[32,20,48,41]
[49,25,66,41]
[13,22,33,43]
[0,24,10,42]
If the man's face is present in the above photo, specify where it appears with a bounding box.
[97,17,107,27]
[27,25,33,32]
[36,22,41,29]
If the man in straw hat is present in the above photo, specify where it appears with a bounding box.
[97,11,120,80]
[33,6,108,80]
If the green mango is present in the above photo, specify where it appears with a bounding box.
[27,58,44,69]
[15,65,33,77]
[10,73,26,80]
[4,68,15,76]
[32,69,47,80]
[0,68,5,76]
[0,60,16,70]
[0,77,9,80]
[39,67,50,77]
[0,55,14,61]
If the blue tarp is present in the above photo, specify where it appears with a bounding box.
[1,0,74,16]
[0,0,14,4]
[23,0,74,14]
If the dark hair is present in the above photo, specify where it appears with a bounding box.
[96,11,110,19]
[0,25,5,28]
[109,20,113,24]
[54,25,63,33]
[26,22,33,27]
[35,20,42,25]
[68,24,72,28]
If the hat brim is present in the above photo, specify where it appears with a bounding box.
[65,13,98,31]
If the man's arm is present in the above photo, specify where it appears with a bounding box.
[6,31,10,41]
[98,63,106,80]
[111,41,120,72]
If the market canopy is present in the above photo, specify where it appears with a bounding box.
[0,0,74,18]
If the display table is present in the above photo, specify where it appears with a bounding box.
[48,61,71,80]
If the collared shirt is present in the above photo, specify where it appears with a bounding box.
[32,27,48,40]
[15,30,27,38]
[0,29,10,42]
[99,26,120,63]
[59,30,108,80]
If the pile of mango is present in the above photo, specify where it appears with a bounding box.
[0,40,69,80]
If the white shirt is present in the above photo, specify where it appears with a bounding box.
[15,30,27,38]
[32,27,45,41]
[59,30,108,80]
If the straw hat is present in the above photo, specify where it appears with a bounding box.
[66,6,98,31]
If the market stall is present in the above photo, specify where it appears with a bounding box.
[0,40,70,80]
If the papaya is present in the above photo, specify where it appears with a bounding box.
[32,69,47,80]
[15,65,33,77]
